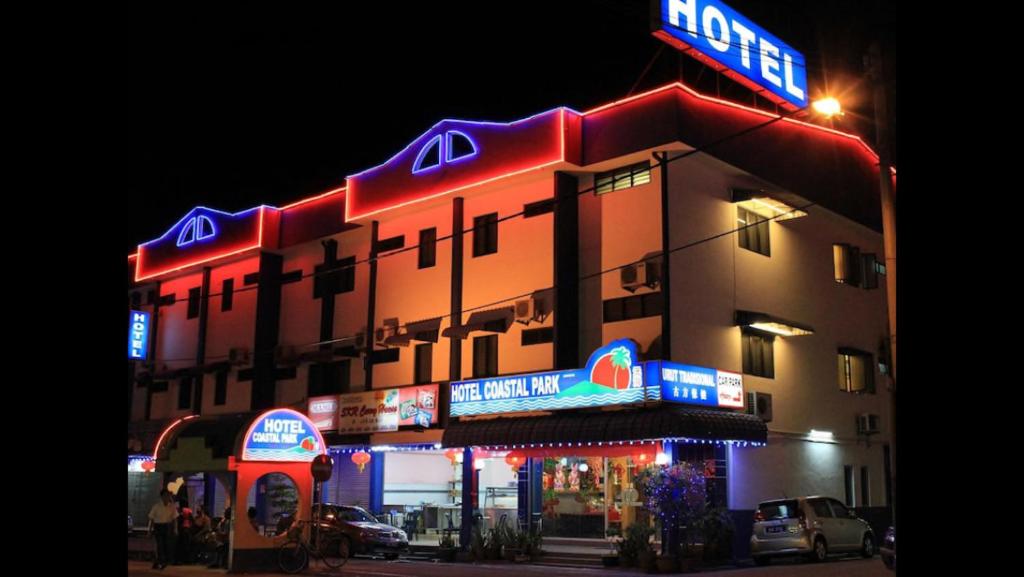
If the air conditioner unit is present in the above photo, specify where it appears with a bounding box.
[857,414,880,435]
[514,299,535,325]
[621,262,649,293]
[228,347,250,365]
[274,345,299,365]
[376,318,400,343]
[745,392,773,422]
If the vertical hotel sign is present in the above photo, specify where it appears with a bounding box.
[652,0,808,110]
[128,310,150,360]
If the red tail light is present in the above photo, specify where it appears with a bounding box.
[754,510,765,522]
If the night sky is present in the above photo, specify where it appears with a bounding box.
[117,1,896,254]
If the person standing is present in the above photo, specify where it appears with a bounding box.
[147,489,179,570]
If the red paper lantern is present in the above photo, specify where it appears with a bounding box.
[634,451,653,466]
[351,451,371,473]
[505,451,526,472]
[444,449,461,465]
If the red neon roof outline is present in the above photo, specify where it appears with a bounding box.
[579,82,883,164]
[345,108,572,221]
[131,81,893,271]
[135,206,270,282]
[152,414,200,459]
[280,186,346,210]
[240,407,328,462]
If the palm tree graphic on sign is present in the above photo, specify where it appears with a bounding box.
[589,346,632,390]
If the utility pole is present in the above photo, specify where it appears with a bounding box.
[868,40,897,523]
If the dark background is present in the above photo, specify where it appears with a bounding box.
[115,0,896,253]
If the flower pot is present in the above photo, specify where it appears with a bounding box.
[638,550,657,573]
[601,554,620,567]
[678,557,697,573]
[656,555,680,573]
[437,548,458,563]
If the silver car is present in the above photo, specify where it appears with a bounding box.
[750,496,874,565]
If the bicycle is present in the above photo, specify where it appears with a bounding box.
[277,519,350,573]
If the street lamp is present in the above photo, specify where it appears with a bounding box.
[811,97,843,118]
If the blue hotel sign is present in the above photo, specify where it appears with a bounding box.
[654,0,808,110]
[128,310,150,360]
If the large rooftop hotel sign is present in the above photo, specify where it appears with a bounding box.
[653,0,808,110]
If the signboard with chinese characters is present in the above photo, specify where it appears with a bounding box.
[337,384,439,434]
[128,310,150,360]
[652,0,808,110]
[450,340,659,417]
[645,360,744,409]
[241,408,325,462]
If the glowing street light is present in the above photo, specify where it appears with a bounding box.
[811,97,843,118]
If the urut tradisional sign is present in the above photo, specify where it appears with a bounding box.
[336,384,439,434]
[449,339,657,417]
[241,409,325,462]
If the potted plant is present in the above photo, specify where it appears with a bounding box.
[437,531,458,563]
[696,507,735,565]
[602,528,621,567]
[525,527,543,561]
[623,523,656,572]
[469,524,487,562]
[643,463,708,574]
[484,527,503,560]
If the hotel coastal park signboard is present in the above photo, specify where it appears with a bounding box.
[449,340,744,417]
[241,409,326,462]
[450,340,653,417]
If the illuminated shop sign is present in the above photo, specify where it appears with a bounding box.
[653,0,808,110]
[645,360,744,409]
[241,408,325,462]
[450,340,658,417]
[128,310,150,360]
[336,384,440,434]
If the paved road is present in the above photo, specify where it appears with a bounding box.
[129,556,891,577]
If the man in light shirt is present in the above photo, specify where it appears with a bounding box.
[148,489,179,569]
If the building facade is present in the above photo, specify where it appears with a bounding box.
[127,82,893,561]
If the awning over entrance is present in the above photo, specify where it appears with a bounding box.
[442,405,767,448]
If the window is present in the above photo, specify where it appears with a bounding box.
[741,329,775,378]
[151,380,169,393]
[524,198,555,218]
[595,161,651,194]
[308,360,351,397]
[446,130,477,162]
[376,235,405,253]
[214,371,227,405]
[862,254,879,289]
[809,498,833,518]
[838,349,875,393]
[860,466,870,507]
[414,343,433,384]
[603,292,663,323]
[522,327,554,346]
[833,244,862,286]
[738,207,770,256]
[418,228,437,269]
[187,287,201,319]
[371,348,400,364]
[221,279,234,312]
[473,334,498,378]
[314,256,355,298]
[178,376,193,410]
[413,135,442,173]
[473,213,498,257]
